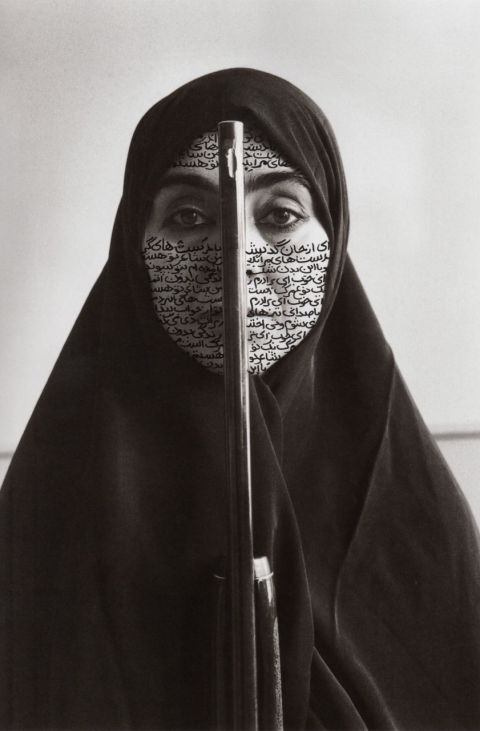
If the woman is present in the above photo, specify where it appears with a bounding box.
[1,68,479,730]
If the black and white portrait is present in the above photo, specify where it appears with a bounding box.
[1,2,479,729]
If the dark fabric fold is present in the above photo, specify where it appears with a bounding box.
[1,68,479,730]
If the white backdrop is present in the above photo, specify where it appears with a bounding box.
[1,1,479,455]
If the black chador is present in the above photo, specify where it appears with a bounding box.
[1,69,479,730]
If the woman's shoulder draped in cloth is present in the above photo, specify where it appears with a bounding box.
[1,68,479,730]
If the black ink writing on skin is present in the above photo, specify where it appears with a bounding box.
[145,127,331,373]
[173,128,290,173]
[143,233,330,374]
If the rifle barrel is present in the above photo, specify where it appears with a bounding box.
[219,120,258,731]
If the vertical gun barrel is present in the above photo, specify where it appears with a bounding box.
[218,120,258,731]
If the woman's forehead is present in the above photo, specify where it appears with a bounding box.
[173,127,291,172]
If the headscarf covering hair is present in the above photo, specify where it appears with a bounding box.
[1,68,479,730]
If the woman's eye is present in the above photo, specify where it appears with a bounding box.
[258,207,302,228]
[165,208,212,228]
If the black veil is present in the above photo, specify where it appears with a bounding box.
[1,68,479,730]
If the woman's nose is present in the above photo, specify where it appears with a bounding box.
[246,243,266,276]
[245,222,276,276]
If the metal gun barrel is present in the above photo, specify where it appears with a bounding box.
[218,120,258,731]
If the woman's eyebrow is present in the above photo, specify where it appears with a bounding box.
[159,171,217,194]
[158,170,310,194]
[245,170,311,193]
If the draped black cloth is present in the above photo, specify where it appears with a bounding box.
[1,68,479,730]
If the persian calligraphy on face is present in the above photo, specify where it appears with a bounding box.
[143,128,330,374]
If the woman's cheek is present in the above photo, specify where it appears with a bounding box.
[142,231,330,374]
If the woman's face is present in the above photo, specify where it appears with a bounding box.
[143,128,330,374]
